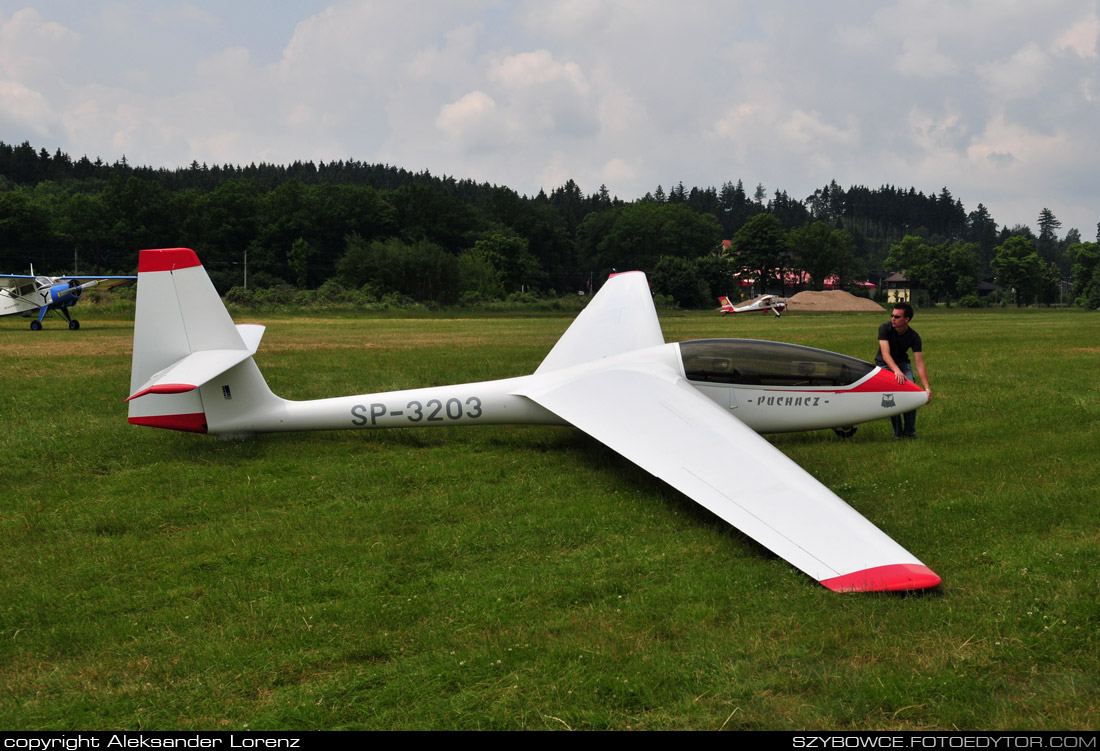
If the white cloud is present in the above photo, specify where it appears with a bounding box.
[436,91,503,152]
[907,108,969,158]
[1055,14,1100,58]
[406,22,483,82]
[895,38,959,78]
[979,42,1052,100]
[0,80,53,137]
[0,8,79,80]
[153,3,219,28]
[489,49,587,92]
[1,1,1099,233]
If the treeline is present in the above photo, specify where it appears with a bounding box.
[2,139,1097,308]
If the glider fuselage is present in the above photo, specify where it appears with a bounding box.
[143,340,925,438]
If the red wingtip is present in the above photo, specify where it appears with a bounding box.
[138,248,201,273]
[821,564,941,593]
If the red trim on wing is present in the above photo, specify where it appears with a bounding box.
[608,270,645,278]
[138,248,201,273]
[125,383,197,402]
[821,564,941,593]
[128,413,208,434]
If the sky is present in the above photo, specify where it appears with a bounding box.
[2,0,1099,238]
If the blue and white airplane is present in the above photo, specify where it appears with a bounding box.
[1,269,134,330]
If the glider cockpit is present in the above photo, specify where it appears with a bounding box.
[679,339,875,388]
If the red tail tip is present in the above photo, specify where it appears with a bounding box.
[138,248,201,273]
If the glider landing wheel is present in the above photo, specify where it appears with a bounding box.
[69,319,80,330]
[30,320,42,332]
[833,425,858,439]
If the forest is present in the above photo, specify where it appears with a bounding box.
[2,139,1099,308]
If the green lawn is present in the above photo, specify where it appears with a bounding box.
[1,306,1097,730]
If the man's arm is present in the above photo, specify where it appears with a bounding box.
[879,340,907,384]
[913,351,932,400]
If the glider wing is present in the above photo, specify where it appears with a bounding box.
[520,365,939,592]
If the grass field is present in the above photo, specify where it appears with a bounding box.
[1,305,1097,730]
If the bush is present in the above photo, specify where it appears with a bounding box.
[1089,284,1100,310]
[224,286,253,305]
[652,294,680,310]
[506,290,541,304]
[958,294,984,308]
[253,285,296,306]
[314,280,346,304]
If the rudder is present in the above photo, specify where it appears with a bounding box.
[127,248,278,435]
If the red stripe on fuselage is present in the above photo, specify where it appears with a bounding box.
[137,248,201,273]
[756,367,923,395]
[128,413,208,433]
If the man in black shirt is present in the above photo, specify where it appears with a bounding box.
[875,302,932,438]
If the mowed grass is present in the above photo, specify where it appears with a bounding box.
[0,306,1097,730]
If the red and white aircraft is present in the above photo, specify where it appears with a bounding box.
[127,248,938,593]
[719,294,787,317]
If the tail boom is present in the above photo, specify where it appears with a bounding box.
[128,249,562,437]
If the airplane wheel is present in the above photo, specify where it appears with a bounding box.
[30,320,42,331]
[69,319,80,330]
[833,425,858,439]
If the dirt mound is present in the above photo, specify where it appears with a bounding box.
[784,290,885,313]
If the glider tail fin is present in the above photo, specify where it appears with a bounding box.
[127,248,280,435]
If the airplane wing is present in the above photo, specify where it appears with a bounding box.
[74,276,135,290]
[0,275,34,292]
[0,274,133,283]
[519,365,940,592]
[536,271,664,373]
[0,274,134,299]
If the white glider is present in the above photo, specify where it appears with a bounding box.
[128,248,939,593]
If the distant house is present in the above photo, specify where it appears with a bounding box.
[780,270,875,291]
[721,241,874,295]
[978,279,1004,299]
[882,272,911,303]
[880,273,1003,304]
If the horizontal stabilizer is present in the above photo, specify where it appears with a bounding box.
[127,323,264,401]
[236,323,265,353]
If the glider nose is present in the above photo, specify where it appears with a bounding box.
[856,368,925,392]
[856,367,927,413]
